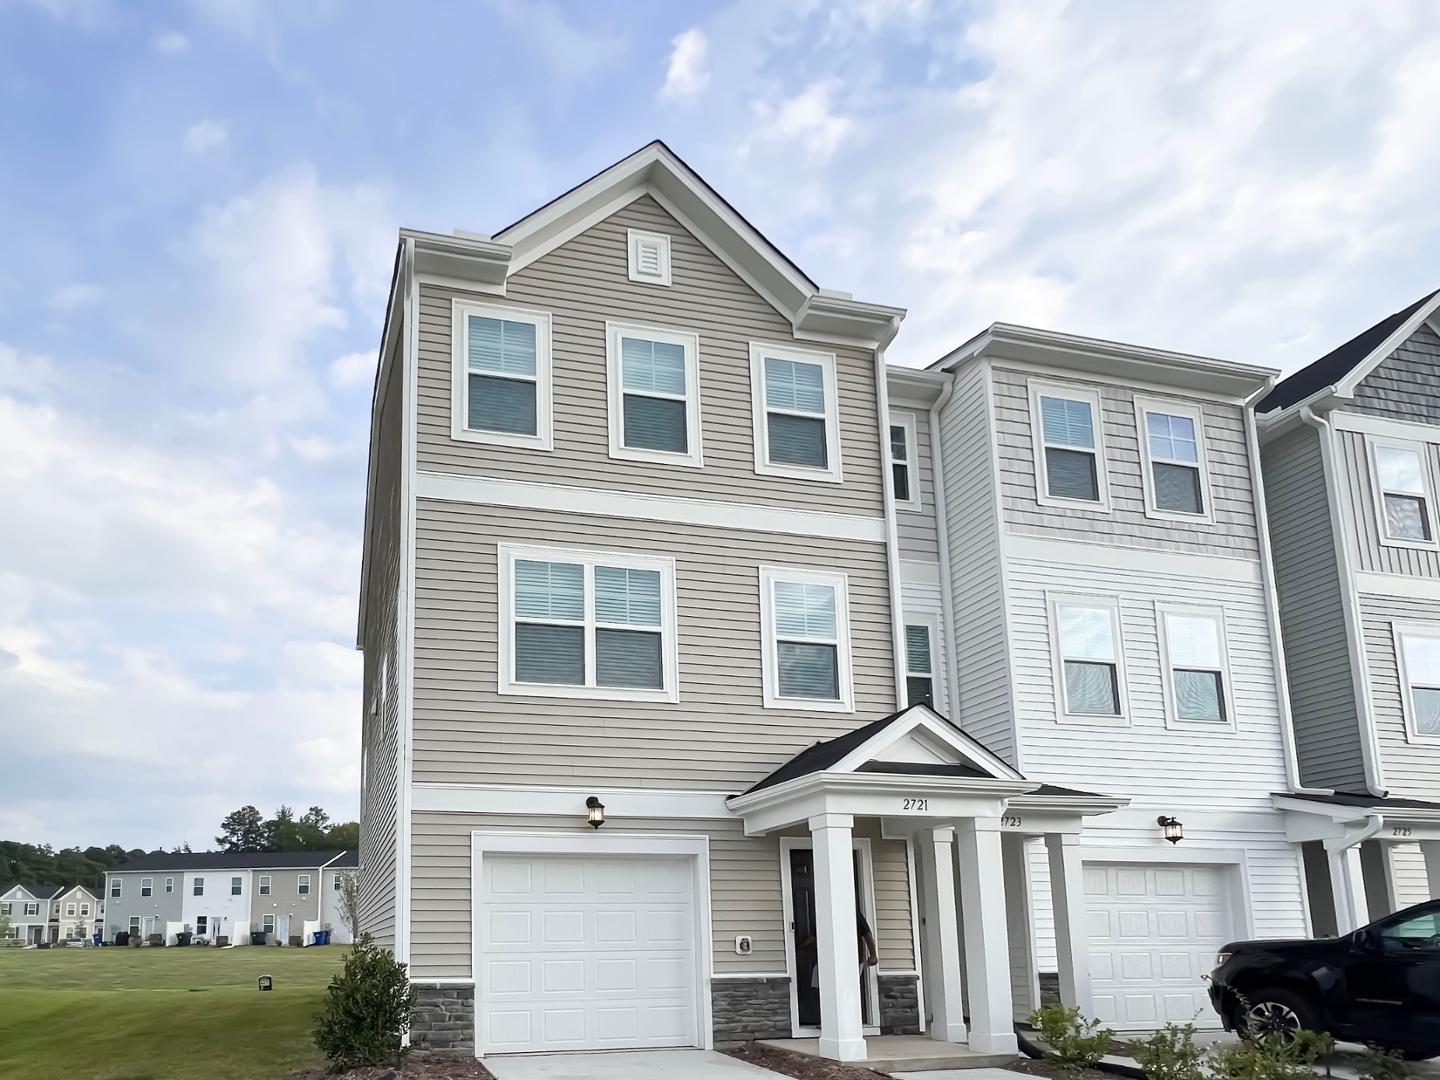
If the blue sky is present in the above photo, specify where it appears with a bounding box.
[2,0,1438,850]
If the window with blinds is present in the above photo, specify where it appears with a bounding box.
[451,299,552,449]
[606,323,702,466]
[751,345,842,482]
[501,546,677,701]
[1372,440,1436,545]
[904,623,934,707]
[761,567,853,710]
[1031,383,1107,507]
[1398,628,1440,738]
[627,229,672,286]
[1053,599,1124,718]
[1160,608,1229,724]
[1138,399,1210,519]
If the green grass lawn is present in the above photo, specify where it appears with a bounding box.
[0,944,349,1080]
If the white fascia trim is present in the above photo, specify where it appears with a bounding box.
[1132,395,1216,526]
[605,319,703,468]
[1332,411,1440,445]
[1333,290,1440,399]
[413,782,733,818]
[900,559,941,585]
[830,704,1024,781]
[414,471,886,543]
[1354,572,1440,602]
[1002,532,1262,583]
[415,272,506,297]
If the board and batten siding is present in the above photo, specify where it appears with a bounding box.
[411,499,897,791]
[1334,427,1440,579]
[415,196,885,517]
[1259,424,1365,791]
[937,362,1015,761]
[991,366,1261,558]
[1346,323,1440,426]
[1359,593,1440,800]
[1009,559,1289,810]
[408,812,913,981]
[359,343,404,952]
[893,403,940,561]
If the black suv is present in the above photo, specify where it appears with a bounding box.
[1209,899,1440,1059]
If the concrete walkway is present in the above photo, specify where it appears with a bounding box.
[485,1048,787,1080]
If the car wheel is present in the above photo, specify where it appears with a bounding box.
[1244,989,1320,1044]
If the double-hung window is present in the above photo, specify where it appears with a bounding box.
[140,878,152,898]
[258,875,272,896]
[904,618,938,708]
[751,344,842,482]
[1051,597,1126,720]
[230,876,243,897]
[606,323,702,466]
[499,545,678,702]
[193,877,204,897]
[1137,399,1210,519]
[451,299,552,449]
[65,903,76,917]
[1159,606,1231,725]
[1371,439,1436,546]
[1395,625,1440,740]
[1031,383,1108,508]
[128,916,141,936]
[760,567,854,711]
[25,902,38,918]
[297,875,311,897]
[891,413,921,510]
[262,914,276,934]
[80,903,90,916]
[164,877,174,894]
[110,880,121,899]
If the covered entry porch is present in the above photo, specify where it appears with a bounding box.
[726,705,1125,1062]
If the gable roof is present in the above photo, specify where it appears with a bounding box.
[1258,287,1440,414]
[0,883,63,901]
[109,850,354,873]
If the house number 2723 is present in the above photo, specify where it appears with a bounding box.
[902,797,929,811]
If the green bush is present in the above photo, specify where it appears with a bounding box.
[1131,1022,1206,1080]
[1209,1027,1334,1080]
[1029,1003,1114,1075]
[313,934,417,1071]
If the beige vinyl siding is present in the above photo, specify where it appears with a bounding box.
[893,404,939,561]
[900,577,950,715]
[416,196,885,516]
[250,868,322,930]
[1260,424,1365,791]
[992,366,1261,558]
[411,498,897,790]
[1358,593,1440,800]
[938,362,1015,760]
[1347,322,1440,425]
[1389,842,1435,908]
[359,339,404,951]
[409,812,913,981]
[1335,428,1440,579]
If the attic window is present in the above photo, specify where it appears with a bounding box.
[627,229,672,286]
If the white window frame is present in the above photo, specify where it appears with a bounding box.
[193,877,204,897]
[258,875,272,896]
[262,914,276,934]
[1135,396,1214,523]
[110,880,121,899]
[80,903,90,916]
[450,298,553,451]
[65,902,76,917]
[297,874,311,897]
[890,411,922,512]
[604,321,703,468]
[24,902,38,918]
[903,610,941,708]
[1367,436,1438,550]
[1048,593,1130,725]
[164,876,174,894]
[194,916,207,936]
[758,566,855,712]
[128,916,141,935]
[1029,380,1111,511]
[497,543,680,703]
[140,878,152,898]
[230,876,243,897]
[626,228,672,286]
[1394,622,1440,744]
[1156,603,1235,730]
[749,342,843,483]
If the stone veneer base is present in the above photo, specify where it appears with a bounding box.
[877,973,922,1035]
[711,976,793,1045]
[410,983,475,1055]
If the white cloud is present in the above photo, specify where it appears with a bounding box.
[152,29,190,53]
[750,81,855,160]
[328,350,374,389]
[662,28,709,99]
[183,119,228,156]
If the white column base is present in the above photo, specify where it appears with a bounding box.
[811,813,867,1063]
[956,817,1019,1057]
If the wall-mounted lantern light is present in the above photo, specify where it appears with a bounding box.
[1157,816,1184,844]
[586,796,606,830]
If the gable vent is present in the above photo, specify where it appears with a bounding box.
[627,229,672,286]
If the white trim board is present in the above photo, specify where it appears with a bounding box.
[1002,532,1263,583]
[415,470,887,543]
[1354,572,1440,602]
[900,559,941,585]
[413,783,733,818]
[1332,411,1440,445]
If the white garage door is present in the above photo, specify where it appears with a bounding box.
[479,853,698,1054]
[1086,863,1234,1029]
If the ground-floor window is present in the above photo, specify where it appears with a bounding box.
[128,917,140,935]
[195,916,208,936]
[262,914,276,934]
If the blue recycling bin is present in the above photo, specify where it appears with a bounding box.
[312,929,331,946]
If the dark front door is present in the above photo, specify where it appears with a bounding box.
[787,847,871,1030]
[1342,902,1440,1052]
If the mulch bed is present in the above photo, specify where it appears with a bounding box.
[724,1044,895,1080]
[290,1056,496,1080]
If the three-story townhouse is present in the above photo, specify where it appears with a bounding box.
[356,143,1134,1065]
[887,325,1312,1032]
[1259,288,1440,936]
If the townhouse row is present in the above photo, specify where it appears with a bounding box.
[352,141,1440,1062]
[1,882,103,944]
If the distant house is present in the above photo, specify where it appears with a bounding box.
[103,851,359,945]
[0,883,64,944]
[52,885,102,941]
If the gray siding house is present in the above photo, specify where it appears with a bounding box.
[1259,288,1440,936]
[0,883,63,944]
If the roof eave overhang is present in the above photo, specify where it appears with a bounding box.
[885,363,947,404]
[1009,791,1132,817]
[402,228,512,287]
[1274,793,1440,823]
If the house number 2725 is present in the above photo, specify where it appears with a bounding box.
[902,797,929,811]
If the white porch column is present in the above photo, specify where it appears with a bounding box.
[918,826,967,1043]
[1045,832,1093,1017]
[1002,834,1039,1022]
[810,813,866,1062]
[1421,841,1440,900]
[1326,842,1370,934]
[956,817,1019,1055]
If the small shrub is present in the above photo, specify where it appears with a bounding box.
[1132,1022,1206,1080]
[1356,1047,1410,1080]
[1209,1027,1334,1080]
[314,934,417,1071]
[1029,1003,1114,1075]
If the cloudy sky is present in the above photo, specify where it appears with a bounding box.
[3,0,1438,851]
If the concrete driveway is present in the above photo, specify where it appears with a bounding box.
[485,1048,784,1080]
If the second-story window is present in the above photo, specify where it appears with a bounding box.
[760,567,854,711]
[140,878,152,898]
[751,344,842,482]
[904,622,936,707]
[1159,607,1231,725]
[1372,440,1436,546]
[230,876,243,896]
[259,875,272,896]
[1031,383,1108,509]
[891,413,921,511]
[110,880,121,899]
[1052,597,1125,720]
[164,877,174,894]
[499,545,678,702]
[1396,626,1440,739]
[451,299,552,450]
[193,877,204,897]
[298,875,311,897]
[25,902,38,917]
[606,323,702,466]
[1138,400,1210,519]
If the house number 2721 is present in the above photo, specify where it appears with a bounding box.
[902,797,928,811]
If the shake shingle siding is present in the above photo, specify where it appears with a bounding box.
[1347,323,1440,425]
